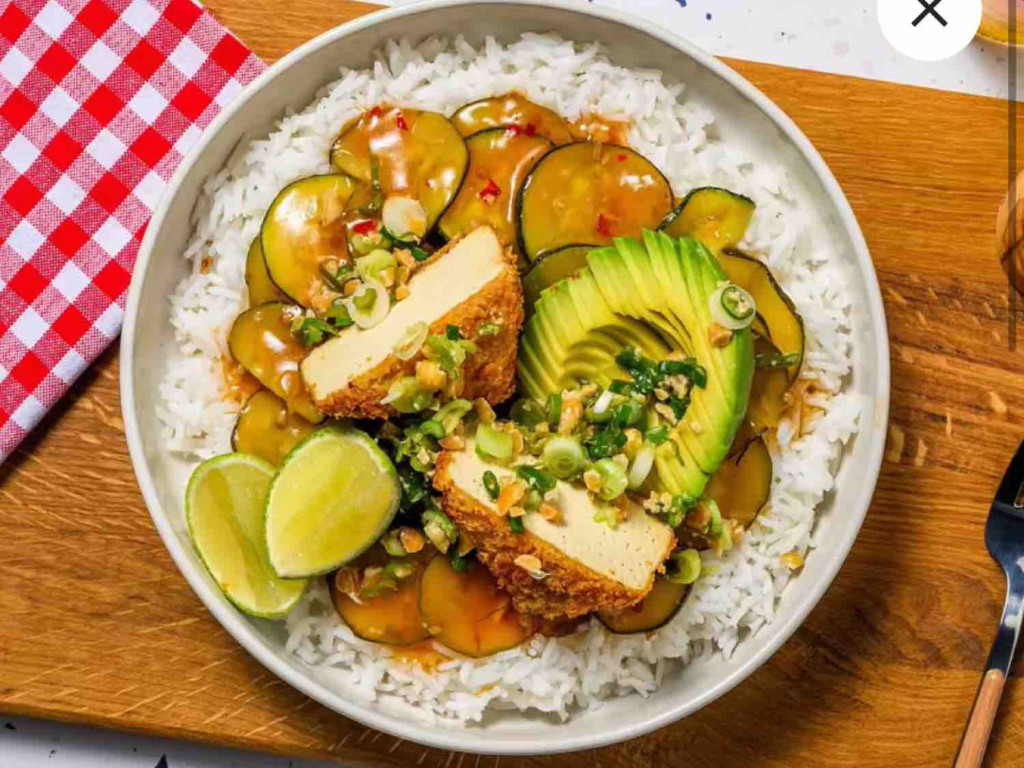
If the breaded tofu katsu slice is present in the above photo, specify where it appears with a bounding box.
[301,226,523,419]
[434,439,676,619]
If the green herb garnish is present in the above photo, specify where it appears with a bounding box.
[516,465,557,494]
[755,351,800,369]
[508,516,525,534]
[294,316,337,346]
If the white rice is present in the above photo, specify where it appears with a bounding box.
[158,34,862,724]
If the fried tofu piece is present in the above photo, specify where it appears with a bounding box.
[301,226,522,419]
[433,442,676,619]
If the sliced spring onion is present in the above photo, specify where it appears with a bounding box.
[475,423,514,461]
[592,457,628,501]
[508,516,525,534]
[645,425,671,445]
[666,549,701,585]
[591,389,614,415]
[346,277,389,329]
[706,499,724,537]
[627,442,656,490]
[615,400,644,428]
[381,375,435,413]
[482,470,500,500]
[380,530,407,557]
[382,195,428,243]
[543,436,587,479]
[355,249,397,284]
[516,465,557,493]
[394,321,429,360]
[710,283,756,330]
[434,399,473,434]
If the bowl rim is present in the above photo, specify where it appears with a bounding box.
[119,0,891,755]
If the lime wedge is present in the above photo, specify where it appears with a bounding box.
[266,427,400,578]
[186,453,308,618]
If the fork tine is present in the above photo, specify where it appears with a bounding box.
[995,439,1024,508]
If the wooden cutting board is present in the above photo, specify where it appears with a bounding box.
[3,2,1024,766]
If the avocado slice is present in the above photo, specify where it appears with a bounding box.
[517,231,754,500]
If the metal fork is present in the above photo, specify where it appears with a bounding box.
[955,440,1024,768]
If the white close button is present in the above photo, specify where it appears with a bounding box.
[878,0,983,61]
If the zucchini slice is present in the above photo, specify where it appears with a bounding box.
[598,578,689,634]
[451,92,573,146]
[245,237,289,307]
[419,556,534,657]
[703,434,772,528]
[227,302,323,424]
[720,250,804,379]
[231,389,316,467]
[260,174,361,310]
[747,335,791,432]
[438,127,551,245]
[518,143,673,262]
[522,244,595,308]
[329,106,468,231]
[660,187,756,252]
[329,546,432,646]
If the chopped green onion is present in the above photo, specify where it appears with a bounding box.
[545,393,562,428]
[658,358,707,389]
[355,249,396,284]
[542,436,587,479]
[666,549,702,585]
[393,320,428,360]
[507,516,525,534]
[410,245,430,262]
[475,423,513,461]
[422,508,458,553]
[482,470,500,500]
[446,324,463,341]
[627,443,656,490]
[433,399,473,434]
[383,559,416,580]
[450,554,469,572]
[593,506,619,529]
[585,427,627,460]
[516,465,557,493]
[419,419,445,439]
[352,287,377,312]
[645,425,671,445]
[323,299,354,328]
[755,351,800,369]
[477,322,501,337]
[510,398,546,429]
[706,500,724,537]
[710,283,756,330]
[615,400,644,428]
[591,389,615,415]
[592,457,628,501]
[382,195,428,242]
[380,530,407,557]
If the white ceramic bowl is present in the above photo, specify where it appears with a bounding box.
[120,0,890,755]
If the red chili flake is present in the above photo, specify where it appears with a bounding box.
[524,123,537,136]
[506,124,523,136]
[479,179,501,202]
[596,214,613,237]
[617,154,627,162]
[396,113,409,131]
[368,106,383,119]
[425,179,436,189]
[351,219,377,235]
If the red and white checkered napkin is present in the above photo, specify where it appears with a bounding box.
[0,0,266,461]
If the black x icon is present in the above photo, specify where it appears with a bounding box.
[912,0,948,27]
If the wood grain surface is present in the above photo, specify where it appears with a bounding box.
[3,2,1024,766]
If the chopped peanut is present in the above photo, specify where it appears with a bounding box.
[654,403,678,425]
[415,360,447,392]
[534,422,550,435]
[514,554,542,572]
[708,322,733,347]
[395,285,411,301]
[688,419,703,435]
[510,429,525,454]
[497,480,526,514]
[581,383,598,397]
[398,527,426,554]
[559,398,583,434]
[539,503,562,523]
[612,453,629,469]
[583,469,602,493]
[395,248,416,270]
[686,503,711,533]
[343,279,362,297]
[439,433,464,450]
[508,505,525,518]
[396,265,411,285]
[474,398,496,424]
[379,266,396,288]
